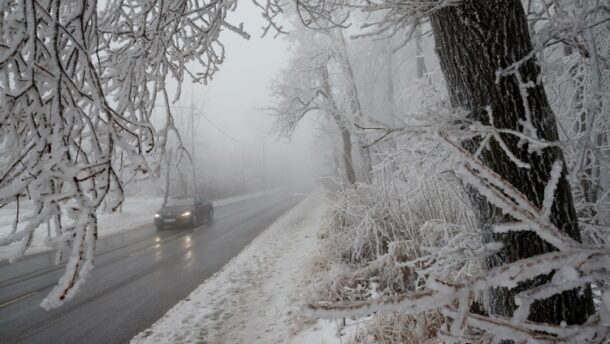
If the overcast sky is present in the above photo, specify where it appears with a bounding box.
[169,2,320,191]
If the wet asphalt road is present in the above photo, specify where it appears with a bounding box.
[0,191,302,344]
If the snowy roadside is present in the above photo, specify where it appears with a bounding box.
[0,189,281,262]
[0,196,164,262]
[131,189,345,344]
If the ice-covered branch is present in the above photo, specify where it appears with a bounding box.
[439,131,584,251]
[0,0,285,309]
[307,248,610,339]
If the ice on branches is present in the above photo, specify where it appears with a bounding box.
[0,0,282,309]
[308,238,610,342]
[300,0,610,342]
[306,129,609,342]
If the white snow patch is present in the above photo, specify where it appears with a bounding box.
[131,189,344,344]
[0,196,163,262]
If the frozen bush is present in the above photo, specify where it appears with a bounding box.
[302,163,485,339]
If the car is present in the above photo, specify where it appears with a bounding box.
[154,195,214,229]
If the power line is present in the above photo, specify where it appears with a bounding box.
[156,104,253,146]
[190,107,252,146]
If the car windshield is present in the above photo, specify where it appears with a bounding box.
[165,197,194,206]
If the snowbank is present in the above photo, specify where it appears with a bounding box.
[0,197,163,262]
[131,189,343,344]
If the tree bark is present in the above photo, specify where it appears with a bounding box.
[384,41,401,172]
[429,0,594,325]
[336,30,373,183]
[337,118,357,185]
[323,64,357,185]
[163,149,172,205]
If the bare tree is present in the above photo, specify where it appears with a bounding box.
[303,0,610,340]
[0,0,281,309]
[333,29,373,183]
[429,0,594,325]
[270,29,357,184]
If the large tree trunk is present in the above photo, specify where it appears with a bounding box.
[336,30,373,183]
[337,118,357,185]
[384,42,401,172]
[429,0,594,325]
[323,64,357,185]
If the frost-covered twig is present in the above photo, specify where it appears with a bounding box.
[0,0,285,309]
[307,248,610,338]
[439,131,584,251]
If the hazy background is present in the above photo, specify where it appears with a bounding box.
[148,2,321,198]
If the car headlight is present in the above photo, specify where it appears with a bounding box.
[154,213,160,218]
[180,211,191,217]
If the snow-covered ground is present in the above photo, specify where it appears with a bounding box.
[0,196,164,262]
[0,189,281,262]
[131,189,346,344]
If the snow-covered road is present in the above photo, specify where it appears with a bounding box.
[131,189,342,344]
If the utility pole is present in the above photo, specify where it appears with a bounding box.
[190,104,197,194]
[262,138,266,194]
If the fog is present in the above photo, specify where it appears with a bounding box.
[159,3,321,198]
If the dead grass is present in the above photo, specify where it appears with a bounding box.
[348,312,444,344]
